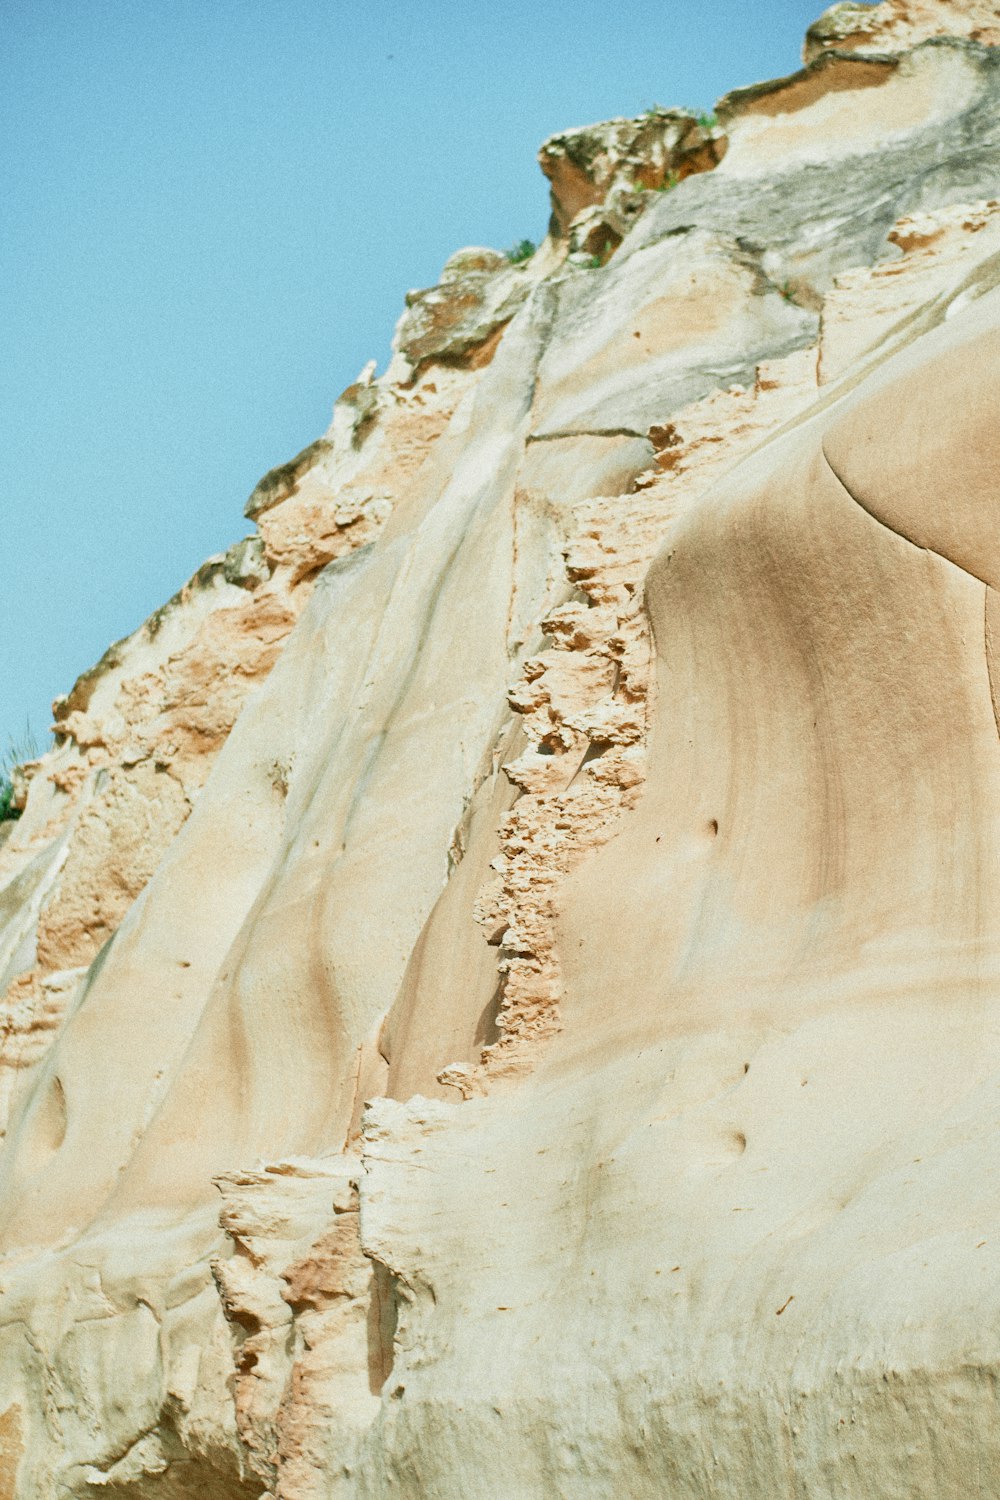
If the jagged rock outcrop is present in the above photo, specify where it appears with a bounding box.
[2,7,1000,1496]
[538,108,726,263]
[804,0,1000,59]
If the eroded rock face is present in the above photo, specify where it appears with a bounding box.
[538,108,727,262]
[0,339,475,1147]
[805,0,1000,60]
[391,253,534,382]
[3,9,1000,1497]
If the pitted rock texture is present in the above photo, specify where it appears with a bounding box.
[3,9,1000,1498]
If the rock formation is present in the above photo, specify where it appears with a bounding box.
[3,2,1000,1494]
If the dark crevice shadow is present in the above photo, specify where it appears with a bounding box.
[367,1262,399,1396]
[985,586,1000,745]
[473,979,503,1050]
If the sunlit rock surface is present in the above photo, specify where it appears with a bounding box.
[805,0,1000,60]
[3,7,1000,1496]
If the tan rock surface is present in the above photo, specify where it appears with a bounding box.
[0,336,477,1143]
[3,7,1000,1496]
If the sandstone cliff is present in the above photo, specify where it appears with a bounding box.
[3,3,1000,1494]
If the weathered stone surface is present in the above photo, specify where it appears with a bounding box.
[391,255,532,381]
[805,0,1000,61]
[631,39,1000,297]
[244,438,334,522]
[4,8,1000,1497]
[223,535,271,590]
[539,109,726,239]
[527,227,816,437]
[0,334,481,1150]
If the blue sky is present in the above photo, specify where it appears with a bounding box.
[2,0,830,751]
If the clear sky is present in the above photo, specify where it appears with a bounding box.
[2,0,831,752]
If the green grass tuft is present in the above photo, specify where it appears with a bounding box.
[1,723,42,822]
[506,239,536,264]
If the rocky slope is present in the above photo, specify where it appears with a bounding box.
[3,2,1000,1494]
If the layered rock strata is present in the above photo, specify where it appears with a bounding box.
[3,6,1000,1495]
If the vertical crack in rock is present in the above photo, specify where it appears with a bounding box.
[472,346,823,1079]
[985,585,1000,744]
[213,1157,384,1498]
[466,198,1000,1083]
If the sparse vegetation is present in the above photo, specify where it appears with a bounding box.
[1,723,41,821]
[634,170,680,194]
[506,239,536,265]
[643,103,717,129]
[583,238,617,270]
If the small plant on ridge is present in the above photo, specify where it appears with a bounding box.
[0,723,41,822]
[506,239,536,264]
